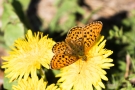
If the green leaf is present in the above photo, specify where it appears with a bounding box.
[3,75,17,90]
[4,23,24,47]
[119,28,123,37]
[1,3,20,30]
[1,3,13,30]
[52,69,60,75]
[114,26,119,32]
[16,0,31,10]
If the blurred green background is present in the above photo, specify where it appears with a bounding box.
[0,0,135,90]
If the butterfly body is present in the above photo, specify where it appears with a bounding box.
[50,21,103,69]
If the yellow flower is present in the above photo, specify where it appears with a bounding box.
[56,36,114,90]
[12,77,60,90]
[46,84,61,90]
[2,30,55,82]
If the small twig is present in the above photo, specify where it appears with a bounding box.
[125,54,131,79]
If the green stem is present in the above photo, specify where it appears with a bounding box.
[39,68,47,81]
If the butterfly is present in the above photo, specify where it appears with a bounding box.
[50,21,103,69]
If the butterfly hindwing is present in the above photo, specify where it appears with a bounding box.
[52,42,67,54]
[50,54,78,69]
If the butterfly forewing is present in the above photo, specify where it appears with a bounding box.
[66,26,83,42]
[65,27,84,55]
[83,21,103,51]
